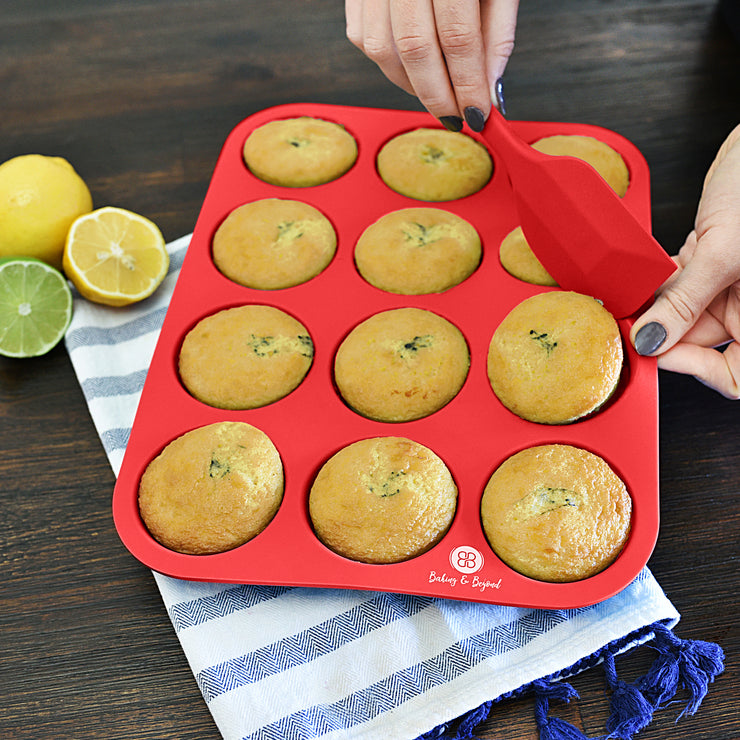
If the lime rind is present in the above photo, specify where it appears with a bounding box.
[0,257,73,358]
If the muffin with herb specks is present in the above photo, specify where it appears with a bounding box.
[334,307,470,422]
[499,226,558,287]
[309,436,457,563]
[377,128,492,201]
[354,207,481,294]
[179,304,313,409]
[139,421,284,555]
[531,134,630,197]
[500,135,629,285]
[213,198,336,289]
[243,116,357,187]
[487,291,623,424]
[480,444,632,582]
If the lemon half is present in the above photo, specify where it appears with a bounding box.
[63,206,169,307]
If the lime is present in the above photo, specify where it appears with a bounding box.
[0,257,73,358]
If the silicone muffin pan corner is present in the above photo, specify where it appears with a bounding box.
[112,103,661,609]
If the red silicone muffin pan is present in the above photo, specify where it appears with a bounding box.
[112,103,662,609]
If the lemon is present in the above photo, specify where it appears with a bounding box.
[0,257,73,358]
[0,154,93,270]
[63,206,169,307]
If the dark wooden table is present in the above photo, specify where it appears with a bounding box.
[1,2,738,738]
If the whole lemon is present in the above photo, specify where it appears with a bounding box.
[0,154,93,270]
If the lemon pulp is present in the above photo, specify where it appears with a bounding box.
[63,206,168,307]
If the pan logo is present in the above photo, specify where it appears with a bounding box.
[449,545,484,575]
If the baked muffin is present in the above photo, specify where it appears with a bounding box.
[179,305,313,409]
[309,436,457,564]
[213,198,337,289]
[334,307,470,422]
[138,421,284,555]
[531,134,630,197]
[480,444,632,582]
[499,226,558,287]
[487,291,623,424]
[243,116,358,187]
[354,207,481,294]
[377,128,493,201]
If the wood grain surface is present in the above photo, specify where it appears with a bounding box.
[1,1,738,738]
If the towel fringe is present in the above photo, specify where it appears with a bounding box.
[418,622,724,740]
[602,651,654,739]
[638,623,725,719]
[532,679,589,740]
[455,700,493,739]
[532,623,724,740]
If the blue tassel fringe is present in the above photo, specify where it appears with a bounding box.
[417,621,724,740]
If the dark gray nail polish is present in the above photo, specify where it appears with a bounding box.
[494,77,506,116]
[439,115,463,132]
[464,106,486,132]
[634,322,667,355]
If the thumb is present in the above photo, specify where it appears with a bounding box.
[630,232,728,356]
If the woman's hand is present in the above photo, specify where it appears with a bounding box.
[631,124,740,399]
[346,0,519,131]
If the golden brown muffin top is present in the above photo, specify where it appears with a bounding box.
[481,443,632,582]
[309,436,457,564]
[487,291,623,424]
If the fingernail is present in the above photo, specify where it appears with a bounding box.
[464,106,486,132]
[494,77,506,116]
[634,321,667,355]
[439,115,463,132]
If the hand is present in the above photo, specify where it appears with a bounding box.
[345,0,519,131]
[631,124,740,399]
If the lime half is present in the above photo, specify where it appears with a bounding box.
[0,257,73,358]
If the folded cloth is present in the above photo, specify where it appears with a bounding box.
[65,235,723,740]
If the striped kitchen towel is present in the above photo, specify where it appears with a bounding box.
[65,234,723,740]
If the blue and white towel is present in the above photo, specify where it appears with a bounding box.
[65,235,723,740]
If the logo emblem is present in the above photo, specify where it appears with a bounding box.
[449,545,484,574]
